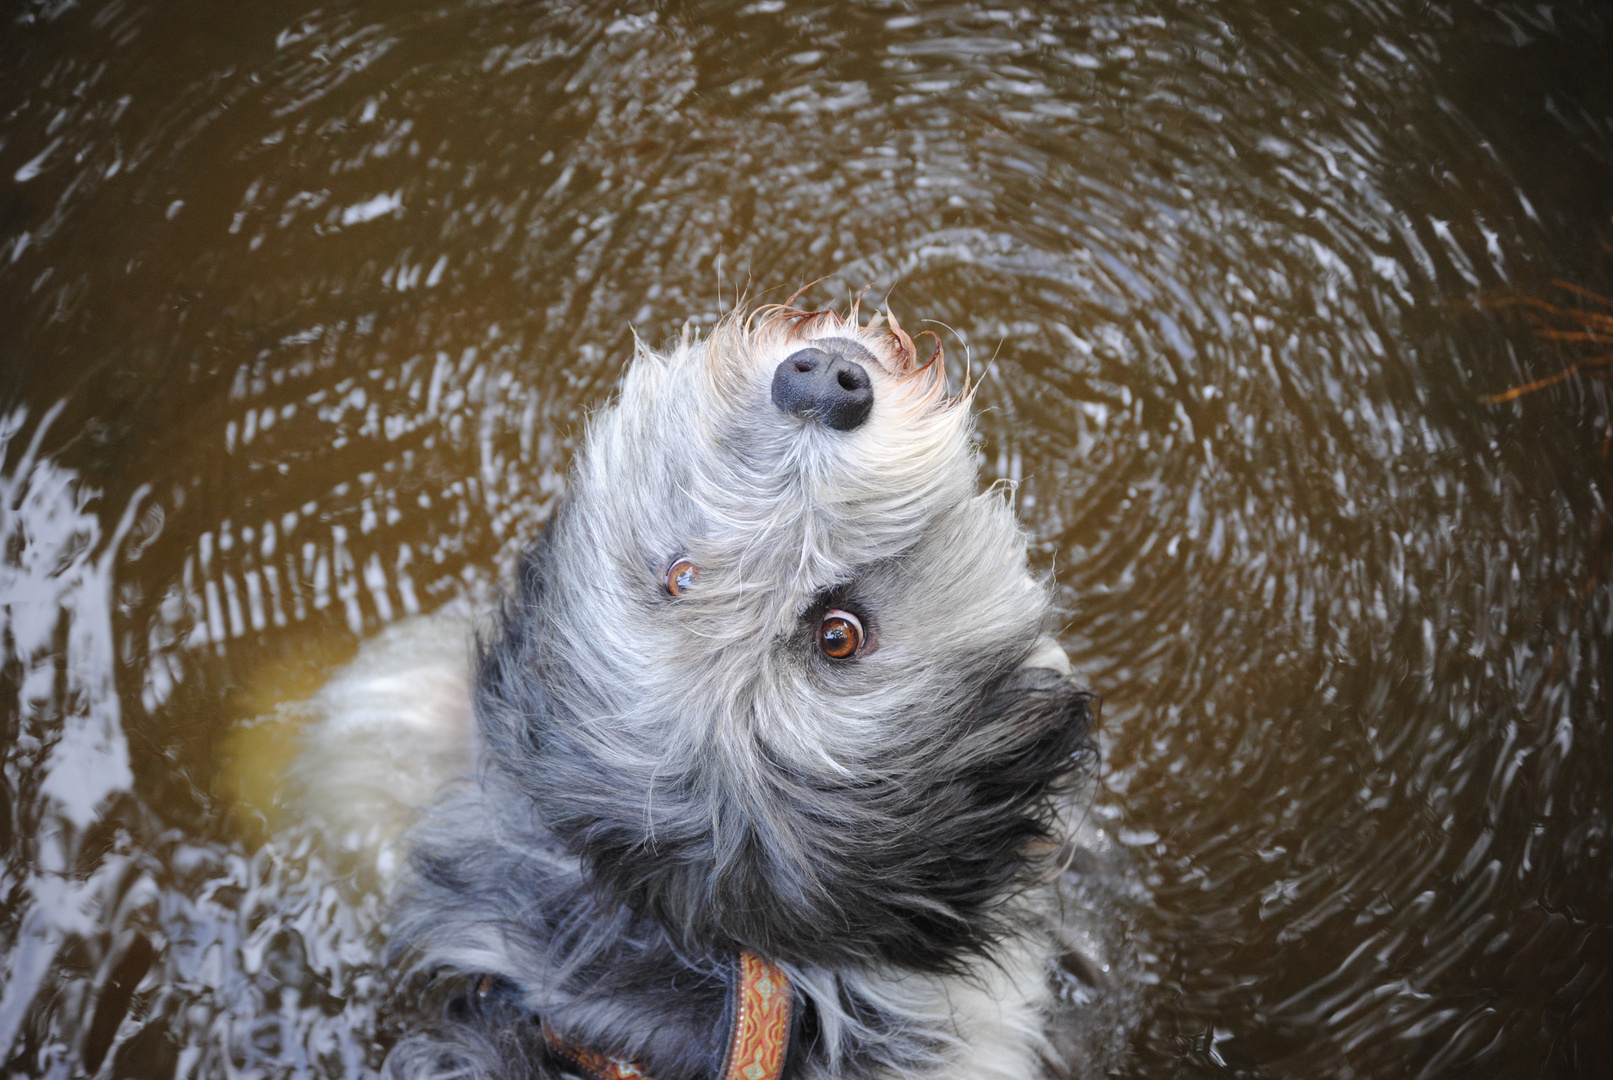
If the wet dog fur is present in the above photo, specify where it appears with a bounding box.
[369,303,1098,1079]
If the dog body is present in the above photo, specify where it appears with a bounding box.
[300,306,1098,1079]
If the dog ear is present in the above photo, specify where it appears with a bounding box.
[474,500,567,770]
[862,663,1098,967]
[952,664,1099,805]
[690,662,1099,974]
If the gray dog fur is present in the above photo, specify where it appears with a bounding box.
[298,303,1104,1079]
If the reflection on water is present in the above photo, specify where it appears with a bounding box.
[2,0,1611,1075]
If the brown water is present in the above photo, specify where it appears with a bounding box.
[3,1,1612,1076]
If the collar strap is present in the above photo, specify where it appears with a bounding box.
[542,952,792,1080]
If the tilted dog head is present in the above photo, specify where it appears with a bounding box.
[477,304,1094,973]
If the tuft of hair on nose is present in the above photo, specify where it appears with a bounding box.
[770,340,874,432]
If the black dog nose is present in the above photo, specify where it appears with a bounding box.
[771,346,873,431]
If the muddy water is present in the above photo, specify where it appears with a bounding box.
[3,0,1612,1076]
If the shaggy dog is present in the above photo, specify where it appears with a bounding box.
[306,303,1099,1079]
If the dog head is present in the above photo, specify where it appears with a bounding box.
[477,304,1094,972]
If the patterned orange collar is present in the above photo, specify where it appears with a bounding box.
[541,952,792,1080]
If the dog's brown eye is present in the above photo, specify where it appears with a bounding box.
[818,609,864,660]
[665,559,700,597]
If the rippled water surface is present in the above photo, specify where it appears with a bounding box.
[3,0,1612,1076]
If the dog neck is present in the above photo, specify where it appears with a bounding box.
[537,953,792,1080]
